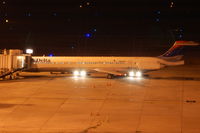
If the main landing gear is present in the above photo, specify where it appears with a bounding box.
[107,74,114,79]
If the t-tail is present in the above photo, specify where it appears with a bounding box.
[159,41,199,61]
[158,41,199,66]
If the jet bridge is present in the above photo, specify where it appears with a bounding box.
[0,49,31,80]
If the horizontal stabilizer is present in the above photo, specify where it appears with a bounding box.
[159,41,199,58]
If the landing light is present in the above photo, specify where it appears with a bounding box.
[73,70,79,76]
[128,71,142,78]
[129,71,135,77]
[73,70,87,77]
[80,70,86,76]
[136,71,142,77]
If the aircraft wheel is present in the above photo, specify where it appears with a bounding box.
[107,74,114,79]
[16,73,20,76]
[9,75,14,80]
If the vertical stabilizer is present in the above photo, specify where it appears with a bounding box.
[159,41,199,58]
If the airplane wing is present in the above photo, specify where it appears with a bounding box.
[93,68,125,76]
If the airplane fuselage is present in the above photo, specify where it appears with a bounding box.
[28,56,171,73]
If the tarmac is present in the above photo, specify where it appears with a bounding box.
[0,65,200,133]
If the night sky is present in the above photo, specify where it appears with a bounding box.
[0,0,200,56]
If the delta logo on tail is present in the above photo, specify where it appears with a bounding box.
[159,41,199,59]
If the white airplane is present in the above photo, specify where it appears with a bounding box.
[27,41,199,79]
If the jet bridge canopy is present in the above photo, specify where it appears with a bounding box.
[0,49,31,79]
